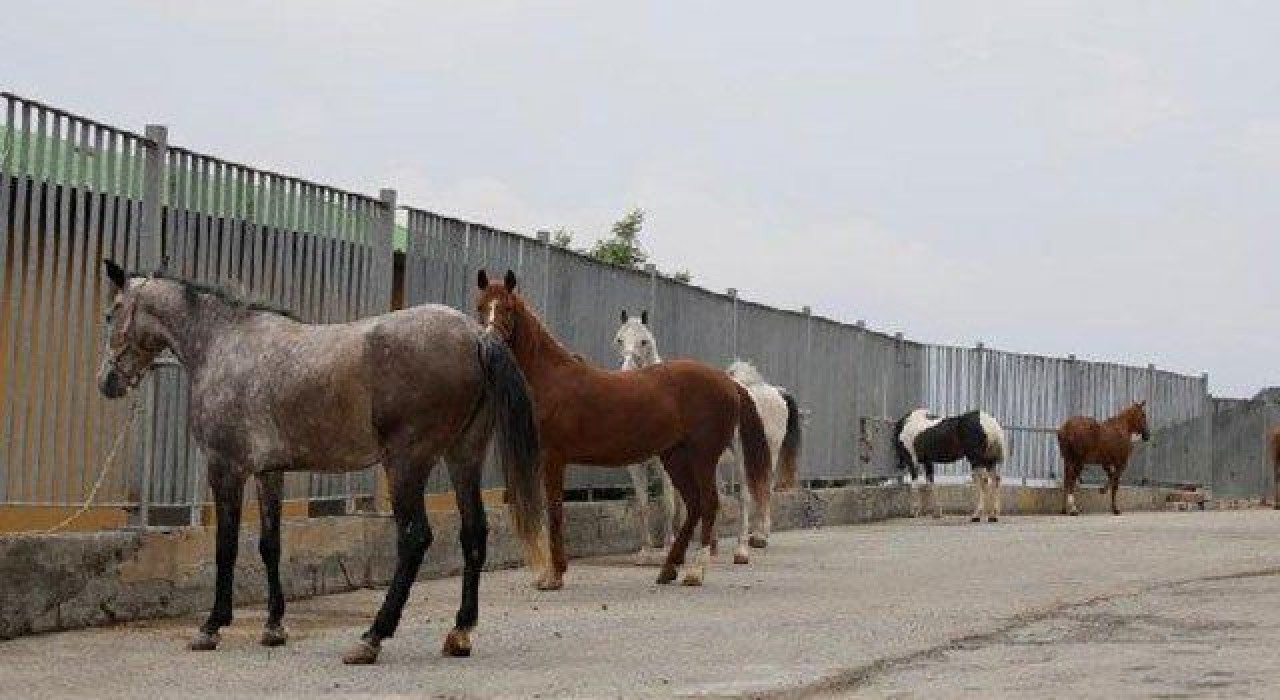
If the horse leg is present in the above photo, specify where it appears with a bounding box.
[255,472,288,647]
[1063,461,1081,516]
[970,468,987,523]
[731,440,753,565]
[659,462,681,548]
[189,462,245,651]
[924,463,941,518]
[657,448,701,585]
[537,458,568,590]
[628,462,657,565]
[442,454,488,657]
[988,470,1002,522]
[1107,466,1122,516]
[343,465,431,665]
[682,456,720,587]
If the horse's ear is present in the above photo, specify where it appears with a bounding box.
[503,269,517,291]
[103,259,127,290]
[620,309,628,323]
[641,310,649,325]
[1138,400,1147,408]
[477,269,489,290]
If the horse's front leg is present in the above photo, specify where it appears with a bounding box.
[190,462,245,651]
[536,459,567,590]
[924,463,941,518]
[343,467,431,665]
[970,468,987,523]
[628,462,657,566]
[256,472,288,647]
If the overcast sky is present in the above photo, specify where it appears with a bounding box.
[4,2,1276,397]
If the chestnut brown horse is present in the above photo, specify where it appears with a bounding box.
[1057,401,1150,516]
[1269,426,1280,509]
[475,270,772,589]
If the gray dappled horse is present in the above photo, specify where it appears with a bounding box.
[96,260,546,664]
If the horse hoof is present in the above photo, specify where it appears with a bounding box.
[988,517,999,523]
[1112,510,1122,516]
[931,513,943,520]
[970,516,981,523]
[680,566,705,587]
[748,534,768,549]
[259,625,288,647]
[656,567,677,585]
[1069,511,1080,517]
[733,544,750,565]
[342,639,380,665]
[709,542,720,558]
[441,628,472,658]
[187,631,219,652]
[534,573,564,591]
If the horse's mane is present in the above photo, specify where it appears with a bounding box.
[727,360,767,386]
[139,272,299,320]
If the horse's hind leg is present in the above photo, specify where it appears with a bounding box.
[657,448,701,585]
[970,468,988,523]
[344,463,431,665]
[442,446,489,658]
[730,440,753,565]
[189,462,245,652]
[256,472,288,647]
[681,457,720,587]
[988,471,1002,522]
[1107,466,1123,516]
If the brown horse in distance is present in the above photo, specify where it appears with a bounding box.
[1057,401,1150,516]
[475,269,772,589]
[1269,426,1280,509]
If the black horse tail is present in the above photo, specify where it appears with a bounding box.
[735,384,773,512]
[775,391,803,490]
[478,334,548,573]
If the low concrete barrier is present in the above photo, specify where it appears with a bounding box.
[0,483,1177,640]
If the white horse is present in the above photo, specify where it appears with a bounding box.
[723,360,802,564]
[614,310,680,565]
[614,311,802,566]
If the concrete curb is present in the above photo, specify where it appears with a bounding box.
[0,483,1176,640]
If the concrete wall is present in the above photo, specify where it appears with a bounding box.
[1,483,1177,641]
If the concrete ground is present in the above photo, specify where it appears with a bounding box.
[3,510,1279,699]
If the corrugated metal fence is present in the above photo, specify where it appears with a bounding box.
[0,92,1264,531]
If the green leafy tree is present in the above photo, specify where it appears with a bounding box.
[589,208,648,268]
[551,229,575,249]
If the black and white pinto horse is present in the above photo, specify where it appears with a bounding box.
[894,408,1007,522]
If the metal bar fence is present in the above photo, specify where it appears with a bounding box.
[1,91,1261,534]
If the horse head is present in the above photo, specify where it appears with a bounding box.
[476,268,523,342]
[615,309,658,370]
[96,260,169,399]
[1127,401,1151,442]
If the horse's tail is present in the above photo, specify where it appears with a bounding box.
[979,412,1007,466]
[478,334,548,573]
[775,390,803,490]
[735,383,773,509]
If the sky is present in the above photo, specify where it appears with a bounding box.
[3,1,1276,397]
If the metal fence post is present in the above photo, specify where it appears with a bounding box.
[1201,371,1213,495]
[1145,363,1156,485]
[537,230,552,313]
[645,263,658,322]
[974,341,986,409]
[129,124,167,528]
[727,287,739,362]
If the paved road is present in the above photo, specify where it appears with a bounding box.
[4,510,1279,699]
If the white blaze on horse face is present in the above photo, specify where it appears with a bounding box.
[484,301,498,332]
